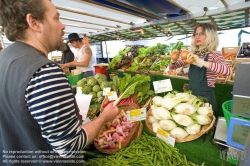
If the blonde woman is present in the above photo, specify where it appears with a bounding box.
[169,23,232,113]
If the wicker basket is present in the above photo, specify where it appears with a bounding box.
[101,96,152,111]
[145,109,216,143]
[94,103,143,154]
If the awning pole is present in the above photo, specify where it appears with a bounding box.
[104,41,110,63]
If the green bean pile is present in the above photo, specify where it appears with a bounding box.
[84,133,203,166]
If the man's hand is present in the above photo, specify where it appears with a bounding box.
[99,102,119,122]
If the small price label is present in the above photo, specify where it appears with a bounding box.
[153,79,173,94]
[160,65,166,71]
[103,87,111,96]
[156,128,175,147]
[127,108,146,122]
[77,87,82,94]
[107,91,118,101]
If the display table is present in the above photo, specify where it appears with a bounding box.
[108,69,234,118]
[98,69,236,166]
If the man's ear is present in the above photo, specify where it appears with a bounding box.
[26,13,41,32]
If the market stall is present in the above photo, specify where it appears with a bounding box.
[1,0,250,166]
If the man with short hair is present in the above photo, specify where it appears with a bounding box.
[0,1,119,165]
[62,33,95,77]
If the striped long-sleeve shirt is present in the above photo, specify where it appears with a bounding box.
[25,63,87,157]
[169,51,232,87]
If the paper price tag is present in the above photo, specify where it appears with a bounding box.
[160,65,166,71]
[156,128,175,147]
[76,87,82,94]
[103,87,111,96]
[107,91,118,101]
[153,79,173,94]
[126,108,146,122]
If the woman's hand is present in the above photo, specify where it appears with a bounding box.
[184,53,196,64]
[189,54,205,67]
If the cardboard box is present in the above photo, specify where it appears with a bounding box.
[221,47,240,61]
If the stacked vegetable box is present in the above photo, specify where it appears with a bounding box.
[108,43,168,73]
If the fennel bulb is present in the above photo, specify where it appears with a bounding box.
[159,119,177,131]
[152,96,163,107]
[185,124,201,135]
[151,108,162,120]
[152,122,162,133]
[155,107,172,120]
[197,103,213,117]
[174,103,197,115]
[161,96,185,110]
[170,127,189,139]
[196,114,212,125]
[148,116,158,124]
[176,92,191,102]
[172,114,194,126]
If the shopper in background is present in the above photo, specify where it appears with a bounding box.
[59,42,76,72]
[0,0,119,166]
[61,33,95,77]
[169,23,232,114]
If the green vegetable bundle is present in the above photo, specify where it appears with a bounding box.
[150,59,170,72]
[108,47,131,70]
[112,73,155,106]
[84,133,201,166]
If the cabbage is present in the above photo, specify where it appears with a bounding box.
[89,92,97,98]
[97,77,106,85]
[97,91,103,97]
[92,85,101,92]
[87,77,97,86]
[82,86,92,94]
[100,81,109,90]
[94,73,105,80]
[77,78,87,87]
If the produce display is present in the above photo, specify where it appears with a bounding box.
[108,47,132,70]
[150,58,170,72]
[137,43,168,59]
[85,134,201,166]
[77,73,112,104]
[126,57,143,71]
[136,57,156,73]
[147,91,215,140]
[109,43,168,72]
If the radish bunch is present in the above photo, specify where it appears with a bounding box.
[95,110,135,149]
